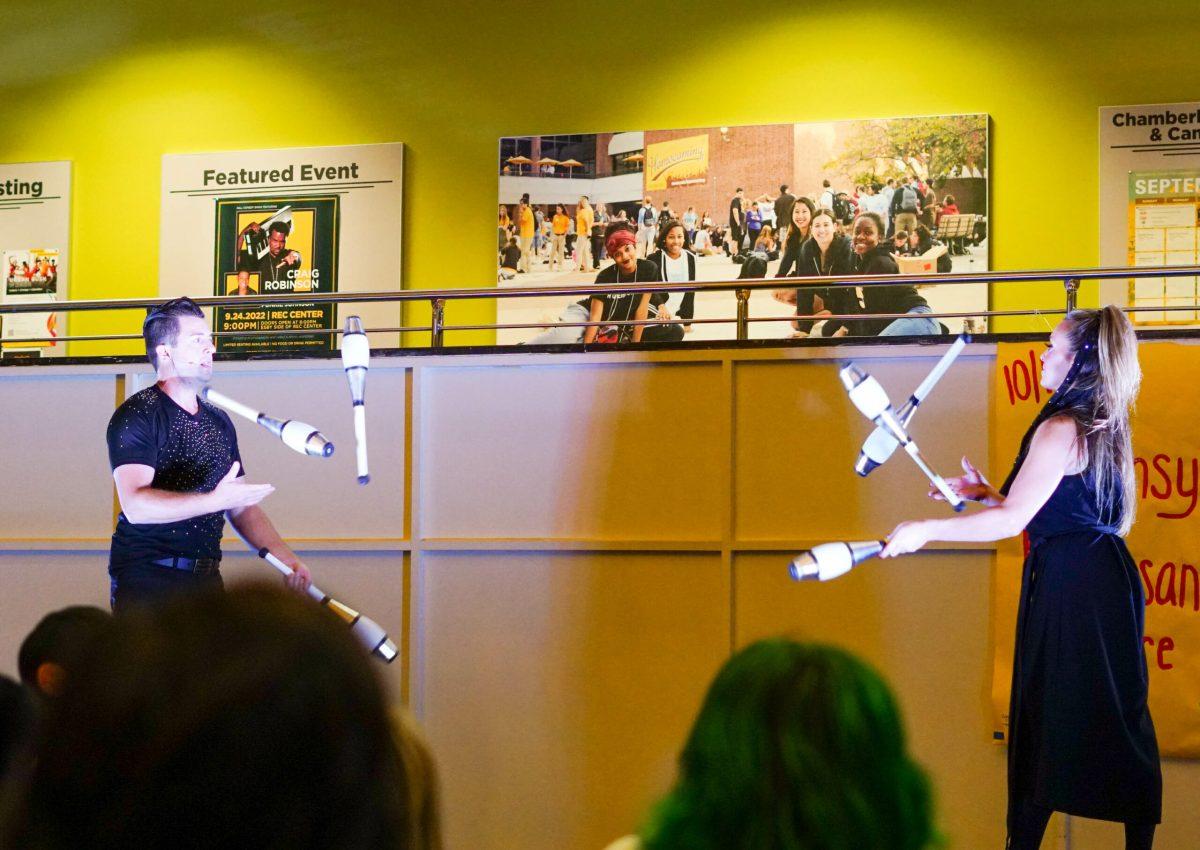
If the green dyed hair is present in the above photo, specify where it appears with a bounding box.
[641,639,937,850]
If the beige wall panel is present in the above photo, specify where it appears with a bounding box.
[418,551,728,850]
[146,366,408,540]
[420,363,725,540]
[734,550,1005,848]
[734,355,991,540]
[0,551,111,679]
[0,374,117,539]
[221,549,407,700]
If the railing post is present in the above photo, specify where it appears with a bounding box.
[430,297,445,348]
[1064,277,1078,314]
[735,288,750,341]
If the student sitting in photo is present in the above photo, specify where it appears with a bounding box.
[849,212,940,336]
[584,223,660,345]
[646,220,695,339]
[791,208,859,337]
[499,237,522,280]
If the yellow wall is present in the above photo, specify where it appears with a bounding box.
[3,0,1199,352]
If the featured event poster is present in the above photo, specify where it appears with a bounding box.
[496,115,989,345]
[213,196,339,353]
[160,143,404,354]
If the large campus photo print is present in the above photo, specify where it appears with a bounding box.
[497,114,989,345]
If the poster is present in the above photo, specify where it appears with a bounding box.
[2,249,60,349]
[991,341,1200,757]
[1099,102,1200,322]
[497,115,989,345]
[1126,171,1200,325]
[644,134,709,191]
[0,161,70,357]
[213,196,339,353]
[161,143,403,354]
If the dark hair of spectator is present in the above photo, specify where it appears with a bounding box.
[17,606,112,693]
[6,585,420,850]
[143,297,205,369]
[639,639,935,850]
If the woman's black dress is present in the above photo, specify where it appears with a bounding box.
[1008,471,1162,826]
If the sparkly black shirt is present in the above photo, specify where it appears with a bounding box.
[107,385,243,567]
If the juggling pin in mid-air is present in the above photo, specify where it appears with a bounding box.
[855,335,968,477]
[258,548,398,663]
[341,315,370,485]
[789,540,886,582]
[202,387,334,458]
[838,363,964,512]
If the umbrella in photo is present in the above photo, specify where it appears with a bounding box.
[506,155,532,174]
[536,157,559,175]
[623,152,645,163]
[560,158,582,175]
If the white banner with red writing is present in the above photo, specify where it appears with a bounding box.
[991,341,1200,756]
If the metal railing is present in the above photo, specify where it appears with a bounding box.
[1,264,1198,348]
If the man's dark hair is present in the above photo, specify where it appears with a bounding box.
[735,187,743,193]
[267,221,290,237]
[822,179,831,188]
[18,606,112,692]
[143,297,205,370]
[7,585,417,849]
[780,184,789,193]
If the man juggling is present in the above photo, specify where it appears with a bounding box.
[105,297,311,612]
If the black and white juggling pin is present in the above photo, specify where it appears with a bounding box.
[202,387,334,458]
[789,540,886,582]
[258,547,397,663]
[855,335,968,476]
[839,363,963,511]
[341,315,370,485]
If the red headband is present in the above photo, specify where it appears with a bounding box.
[605,228,637,255]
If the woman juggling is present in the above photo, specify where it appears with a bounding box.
[882,306,1161,849]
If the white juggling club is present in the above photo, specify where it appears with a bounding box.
[341,315,370,485]
[202,387,334,459]
[258,547,398,663]
[839,363,964,511]
[789,540,886,582]
[855,335,968,477]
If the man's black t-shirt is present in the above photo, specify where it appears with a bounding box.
[107,385,243,568]
[729,196,743,228]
